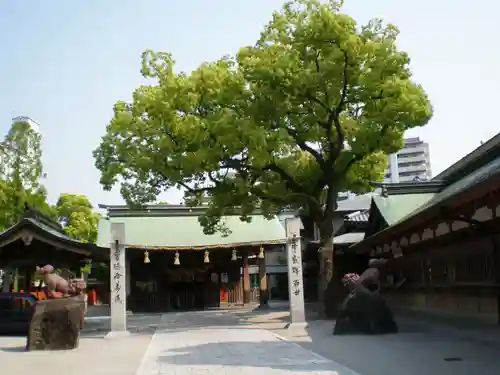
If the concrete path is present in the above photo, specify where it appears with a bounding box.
[0,334,152,375]
[136,311,361,375]
[0,314,161,375]
[238,310,500,375]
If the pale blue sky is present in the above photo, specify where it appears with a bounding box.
[0,0,498,208]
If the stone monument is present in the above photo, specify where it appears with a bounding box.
[26,265,86,351]
[285,217,306,329]
[333,258,398,335]
[105,222,130,338]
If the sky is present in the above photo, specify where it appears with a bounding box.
[0,0,498,208]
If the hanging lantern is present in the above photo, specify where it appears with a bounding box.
[204,250,210,263]
[231,249,238,261]
[258,245,265,259]
[144,251,151,264]
[174,251,180,265]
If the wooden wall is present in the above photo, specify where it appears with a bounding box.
[384,232,498,321]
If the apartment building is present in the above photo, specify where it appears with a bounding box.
[385,137,432,183]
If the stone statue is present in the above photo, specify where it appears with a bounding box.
[333,258,398,335]
[35,264,86,298]
[27,265,87,351]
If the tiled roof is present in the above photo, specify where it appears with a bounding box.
[372,193,436,226]
[336,195,373,212]
[333,232,365,245]
[97,214,286,249]
[352,154,500,249]
[0,216,107,261]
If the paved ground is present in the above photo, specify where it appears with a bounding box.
[233,309,500,375]
[0,314,160,375]
[3,307,500,375]
[136,310,360,374]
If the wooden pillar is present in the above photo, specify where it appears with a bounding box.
[25,268,32,292]
[259,254,269,308]
[243,252,251,304]
[12,268,19,292]
[2,270,12,292]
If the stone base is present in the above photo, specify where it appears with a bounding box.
[104,330,131,339]
[323,280,348,319]
[333,290,398,335]
[26,296,85,351]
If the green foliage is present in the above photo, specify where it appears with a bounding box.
[55,193,100,243]
[80,263,92,274]
[0,120,55,230]
[0,120,99,249]
[93,0,433,235]
[0,120,43,191]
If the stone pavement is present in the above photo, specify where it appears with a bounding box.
[0,334,152,375]
[0,314,160,375]
[239,310,500,375]
[136,310,361,375]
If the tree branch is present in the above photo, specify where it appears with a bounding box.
[285,127,325,167]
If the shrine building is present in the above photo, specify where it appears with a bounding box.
[96,204,291,312]
[350,131,500,324]
[0,209,108,296]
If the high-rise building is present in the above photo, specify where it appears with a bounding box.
[384,137,431,183]
[12,116,40,134]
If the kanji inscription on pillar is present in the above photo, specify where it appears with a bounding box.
[285,217,306,326]
[113,245,123,303]
[108,222,128,336]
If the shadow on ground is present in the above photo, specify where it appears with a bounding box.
[230,306,500,375]
[156,340,338,372]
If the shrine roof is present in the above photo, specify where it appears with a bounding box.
[352,154,500,251]
[0,212,107,260]
[97,214,287,250]
[372,193,436,226]
[333,232,365,245]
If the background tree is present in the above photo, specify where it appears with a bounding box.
[0,120,54,230]
[55,193,100,243]
[93,0,433,315]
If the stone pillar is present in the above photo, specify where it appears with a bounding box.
[285,217,306,328]
[259,255,269,308]
[243,252,251,304]
[105,222,130,339]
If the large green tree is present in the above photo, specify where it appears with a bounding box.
[0,120,55,230]
[94,0,432,313]
[55,193,100,243]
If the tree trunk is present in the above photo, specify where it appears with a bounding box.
[316,212,346,319]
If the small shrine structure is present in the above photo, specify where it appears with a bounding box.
[0,209,107,295]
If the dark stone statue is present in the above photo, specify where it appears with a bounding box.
[333,258,398,335]
[26,265,87,351]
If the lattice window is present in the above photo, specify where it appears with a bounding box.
[454,253,492,283]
